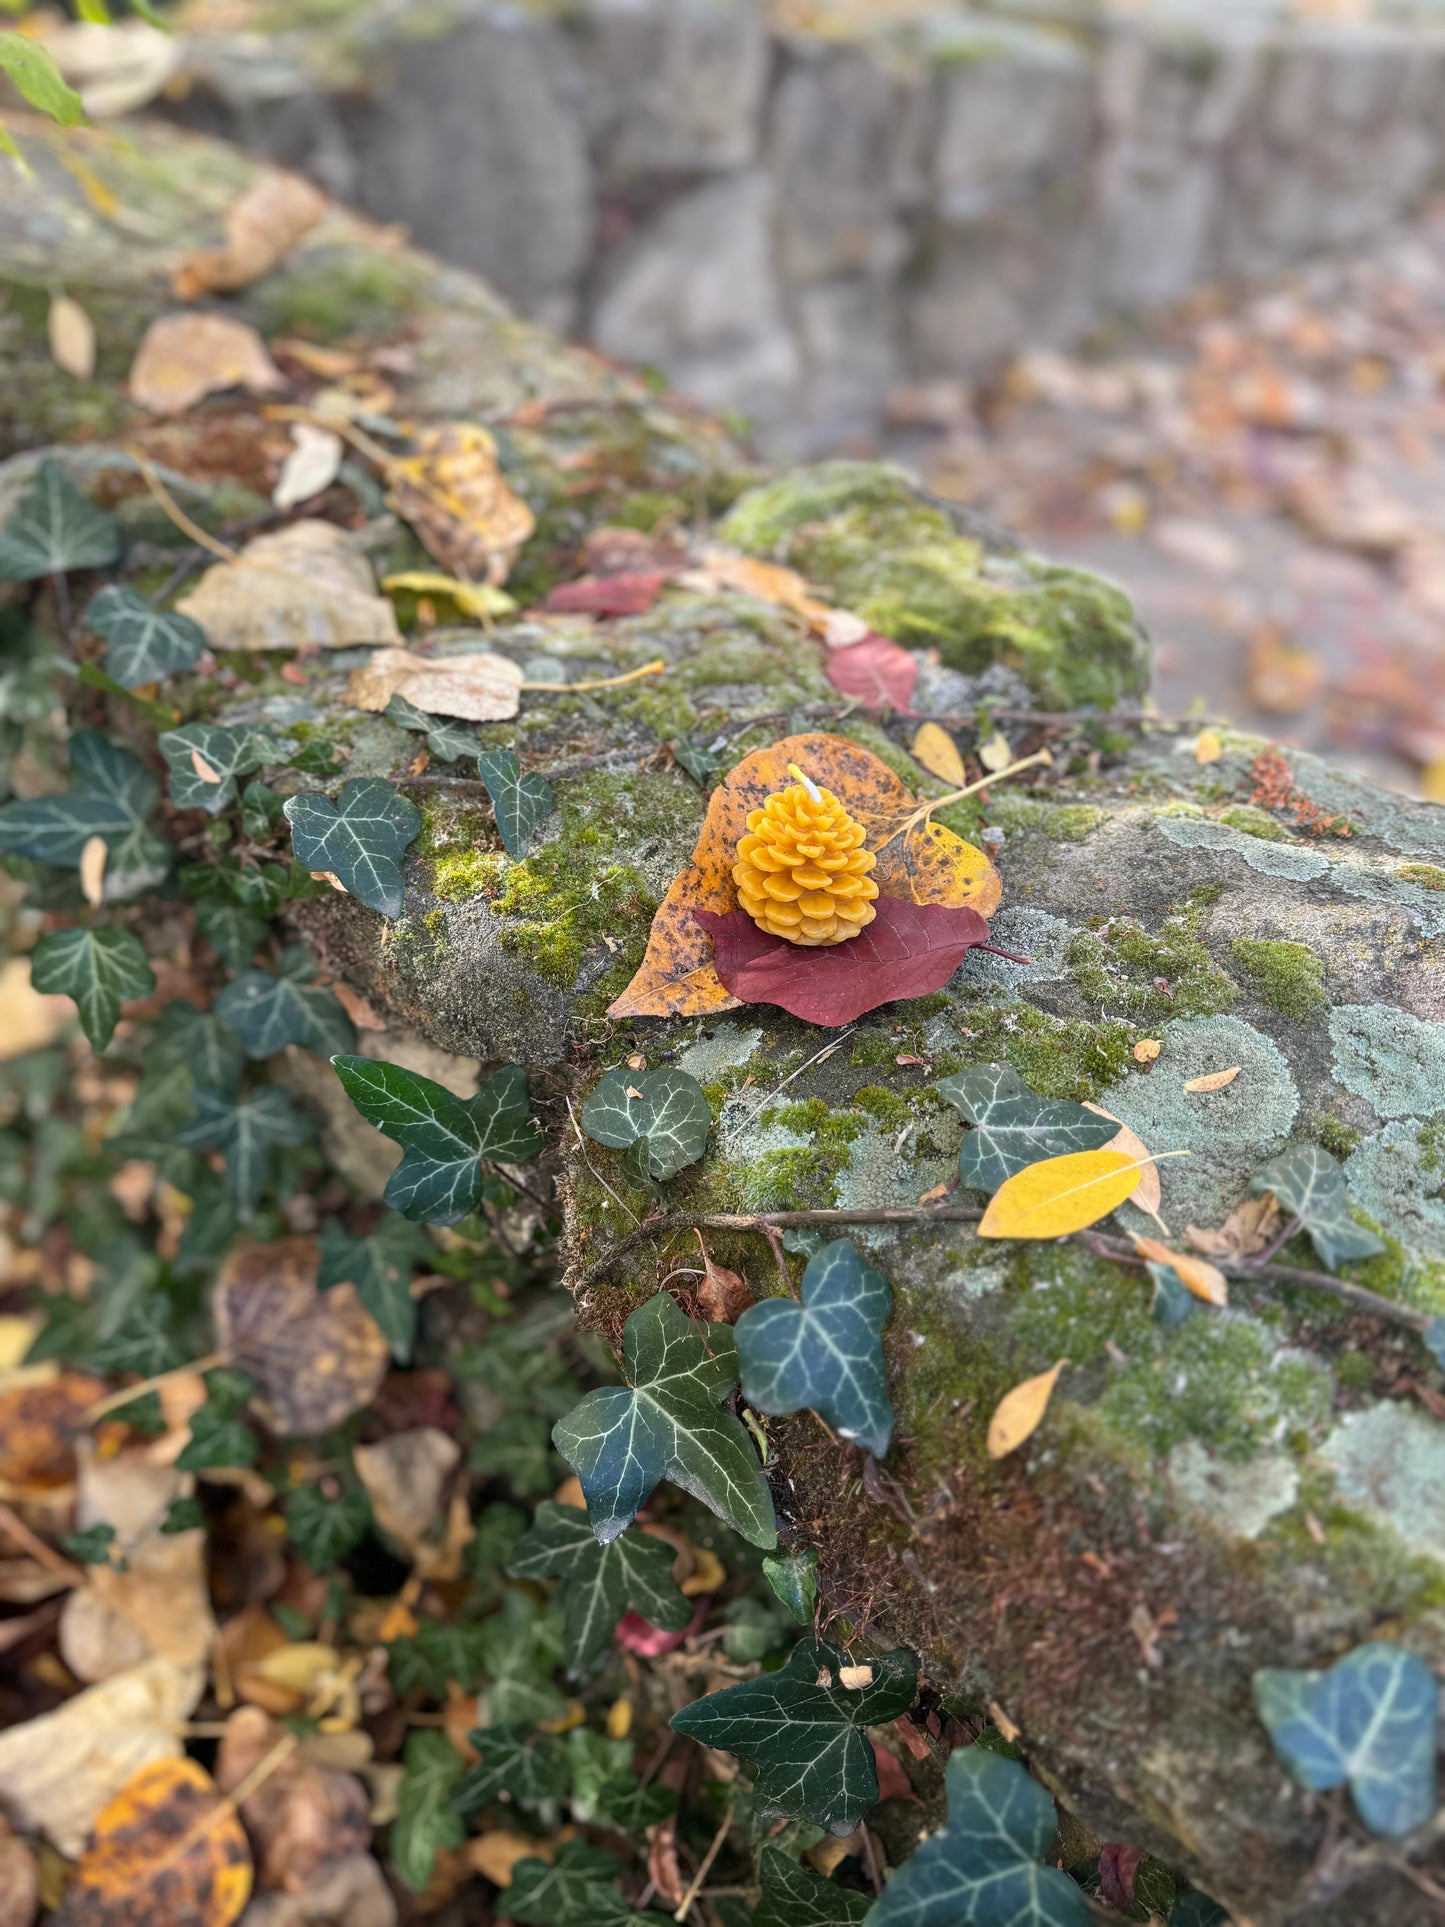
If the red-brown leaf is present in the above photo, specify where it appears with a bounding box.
[695,899,990,1026]
[870,1740,919,1805]
[614,1598,706,1657]
[1097,1842,1144,1911]
[825,633,918,710]
[542,571,668,617]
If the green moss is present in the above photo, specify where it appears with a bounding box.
[1314,1113,1363,1160]
[245,249,425,342]
[432,848,507,902]
[1397,863,1445,892]
[1334,1351,1374,1392]
[609,491,690,533]
[1066,916,1236,1023]
[1042,804,1110,843]
[1218,805,1291,842]
[1229,939,1325,1021]
[940,1003,1136,1102]
[851,1085,919,1133]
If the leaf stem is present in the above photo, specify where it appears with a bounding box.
[674,1801,735,1922]
[519,658,667,694]
[873,748,1054,854]
[124,443,238,563]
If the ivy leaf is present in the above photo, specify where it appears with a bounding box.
[62,1523,122,1567]
[470,1410,558,1497]
[0,730,170,898]
[388,1620,489,1697]
[195,899,269,972]
[158,722,268,815]
[174,1085,311,1214]
[331,1055,544,1226]
[156,1000,245,1096]
[581,1067,711,1182]
[29,927,154,1053]
[1249,1143,1385,1273]
[286,1478,372,1572]
[1170,1896,1229,1927]
[868,1746,1089,1927]
[763,1546,819,1625]
[507,1499,692,1676]
[554,1290,776,1549]
[0,459,117,580]
[391,1730,465,1895]
[215,947,354,1060]
[671,1638,916,1833]
[754,1845,870,1927]
[0,38,85,127]
[81,1295,188,1378]
[735,1238,893,1457]
[476,748,555,860]
[86,586,206,689]
[937,1064,1120,1192]
[283,778,421,916]
[385,691,478,763]
[476,1589,569,1726]
[318,1214,431,1361]
[451,1722,568,1819]
[505,1842,644,1927]
[174,1369,259,1473]
[1253,1640,1437,1837]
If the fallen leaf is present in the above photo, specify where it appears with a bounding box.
[331,983,386,1030]
[684,548,829,624]
[1193,729,1224,765]
[55,1756,251,1927]
[987,1359,1067,1458]
[49,293,95,381]
[0,1657,202,1857]
[346,646,523,723]
[542,571,668,617]
[272,424,344,512]
[1098,1842,1144,1913]
[911,722,964,786]
[1185,1194,1281,1261]
[27,17,177,118]
[173,172,328,299]
[681,1547,726,1598]
[79,832,108,908]
[615,1599,705,1657]
[1130,1235,1228,1306]
[128,313,285,416]
[234,1856,395,1927]
[977,1149,1143,1240]
[838,1664,874,1689]
[1246,627,1324,716]
[177,522,402,653]
[697,899,991,1027]
[190,750,222,785]
[1081,1103,1161,1217]
[0,1371,105,1488]
[609,733,1000,1020]
[695,1235,752,1324]
[825,632,917,711]
[0,1818,37,1927]
[271,340,362,381]
[1132,1038,1161,1063]
[0,955,74,1061]
[646,1814,685,1907]
[353,1428,460,1574]
[870,1740,917,1804]
[987,1701,1021,1744]
[385,425,535,586]
[978,730,1013,773]
[1183,1066,1240,1092]
[470,1831,553,1888]
[216,1706,369,1893]
[381,572,516,622]
[212,1237,389,1436]
[917,1183,948,1205]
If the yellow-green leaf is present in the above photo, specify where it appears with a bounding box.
[0,117,30,177]
[910,721,964,786]
[977,1147,1142,1240]
[987,1359,1067,1458]
[0,34,85,126]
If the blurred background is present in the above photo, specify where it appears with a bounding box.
[21,0,1445,792]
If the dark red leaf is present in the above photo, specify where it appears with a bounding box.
[1097,1842,1144,1912]
[825,633,918,711]
[543,570,668,617]
[695,899,990,1026]
[870,1740,920,1805]
[615,1596,708,1657]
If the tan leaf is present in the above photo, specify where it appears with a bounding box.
[978,729,1013,773]
[49,293,96,381]
[1186,1194,1282,1261]
[79,833,108,908]
[345,645,523,723]
[331,982,387,1030]
[1132,1038,1161,1064]
[382,570,516,622]
[0,956,74,1062]
[1081,1104,1161,1217]
[987,1360,1067,1458]
[838,1664,874,1689]
[0,1657,202,1859]
[0,1370,105,1489]
[694,1235,752,1325]
[1183,1066,1240,1093]
[173,172,327,300]
[189,750,223,785]
[353,1428,463,1576]
[271,423,344,512]
[685,548,826,624]
[1130,1235,1228,1306]
[385,424,535,586]
[646,1814,684,1907]
[987,1701,1021,1744]
[470,1830,553,1888]
[176,522,402,654]
[211,1238,389,1437]
[57,1755,251,1927]
[917,1182,949,1205]
[910,722,965,787]
[128,313,285,417]
[28,17,178,118]
[1194,729,1223,765]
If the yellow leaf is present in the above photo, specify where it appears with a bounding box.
[471,1830,552,1888]
[1130,1235,1228,1306]
[681,1546,726,1597]
[1194,729,1223,765]
[1133,1038,1161,1064]
[79,833,107,908]
[385,423,535,588]
[1183,1066,1239,1093]
[253,1642,341,1698]
[382,570,516,621]
[48,292,95,380]
[910,722,964,787]
[977,1148,1143,1240]
[1422,757,1445,804]
[978,729,1013,773]
[606,1696,633,1741]
[987,1359,1067,1458]
[63,1756,251,1927]
[1081,1104,1160,1217]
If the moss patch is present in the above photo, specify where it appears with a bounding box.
[1218,805,1291,842]
[1229,939,1325,1021]
[1066,915,1236,1023]
[1397,863,1445,892]
[1042,804,1110,843]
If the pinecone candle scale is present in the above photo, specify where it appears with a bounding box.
[732,763,880,947]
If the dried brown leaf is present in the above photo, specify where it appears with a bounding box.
[1131,1235,1228,1306]
[216,1706,369,1893]
[694,1235,752,1325]
[177,521,401,653]
[54,1756,251,1927]
[1182,1066,1240,1092]
[345,645,523,722]
[385,425,535,586]
[49,293,96,381]
[1132,1038,1161,1064]
[352,1428,460,1572]
[0,957,73,1062]
[0,1371,105,1489]
[173,173,327,300]
[128,313,285,416]
[1185,1194,1281,1261]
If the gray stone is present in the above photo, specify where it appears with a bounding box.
[580,0,768,180]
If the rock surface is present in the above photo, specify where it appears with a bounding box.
[5,114,1445,1926]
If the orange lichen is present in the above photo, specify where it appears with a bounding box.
[732,764,879,946]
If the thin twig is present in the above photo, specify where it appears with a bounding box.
[124,444,238,562]
[519,658,666,695]
[873,749,1055,852]
[0,1503,84,1588]
[674,1802,735,1922]
[84,1350,228,1424]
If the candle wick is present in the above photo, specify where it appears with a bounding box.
[786,762,822,803]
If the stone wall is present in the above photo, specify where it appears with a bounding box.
[172,0,1445,453]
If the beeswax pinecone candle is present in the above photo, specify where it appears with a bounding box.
[733,764,880,946]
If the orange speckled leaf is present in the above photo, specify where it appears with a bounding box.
[609,733,1001,1019]
[56,1756,251,1927]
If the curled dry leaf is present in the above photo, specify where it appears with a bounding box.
[1183,1066,1241,1093]
[695,1235,753,1325]
[681,547,830,625]
[609,732,1000,1020]
[0,1370,106,1488]
[1186,1194,1281,1261]
[331,982,387,1030]
[385,425,535,587]
[272,424,344,512]
[646,1815,685,1908]
[55,1756,252,1927]
[129,313,285,416]
[216,1706,371,1893]
[910,722,964,786]
[1133,1038,1161,1064]
[352,1427,460,1573]
[987,1360,1067,1459]
[1081,1103,1160,1217]
[79,832,107,908]
[977,1148,1143,1241]
[49,293,96,381]
[177,522,402,653]
[1194,729,1224,765]
[542,571,668,617]
[1130,1236,1228,1306]
[173,172,327,299]
[0,955,74,1061]
[346,646,523,723]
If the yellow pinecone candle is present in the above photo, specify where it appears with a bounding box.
[733,764,880,946]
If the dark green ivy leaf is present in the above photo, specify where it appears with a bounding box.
[156,1001,245,1096]
[0,459,120,581]
[160,1496,205,1535]
[1249,1143,1385,1273]
[452,1723,568,1819]
[1170,1895,1229,1927]
[318,1214,431,1362]
[86,586,206,689]
[175,1369,259,1472]
[388,1619,490,1698]
[475,1589,568,1728]
[391,1729,465,1894]
[936,1064,1119,1191]
[1253,1640,1437,1837]
[507,1499,691,1676]
[468,1410,558,1498]
[81,1295,188,1378]
[671,1638,916,1834]
[283,778,421,916]
[62,1523,123,1567]
[195,900,269,973]
[1147,1260,1195,1327]
[754,1845,870,1927]
[476,748,555,860]
[29,927,155,1052]
[736,1238,893,1458]
[763,1546,819,1626]
[581,1066,711,1182]
[506,1841,646,1927]
[554,1290,776,1550]
[174,1085,311,1215]
[158,722,269,815]
[385,692,479,763]
[0,730,170,898]
[867,1746,1089,1927]
[286,1478,372,1572]
[331,1055,544,1226]
[215,946,353,1060]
